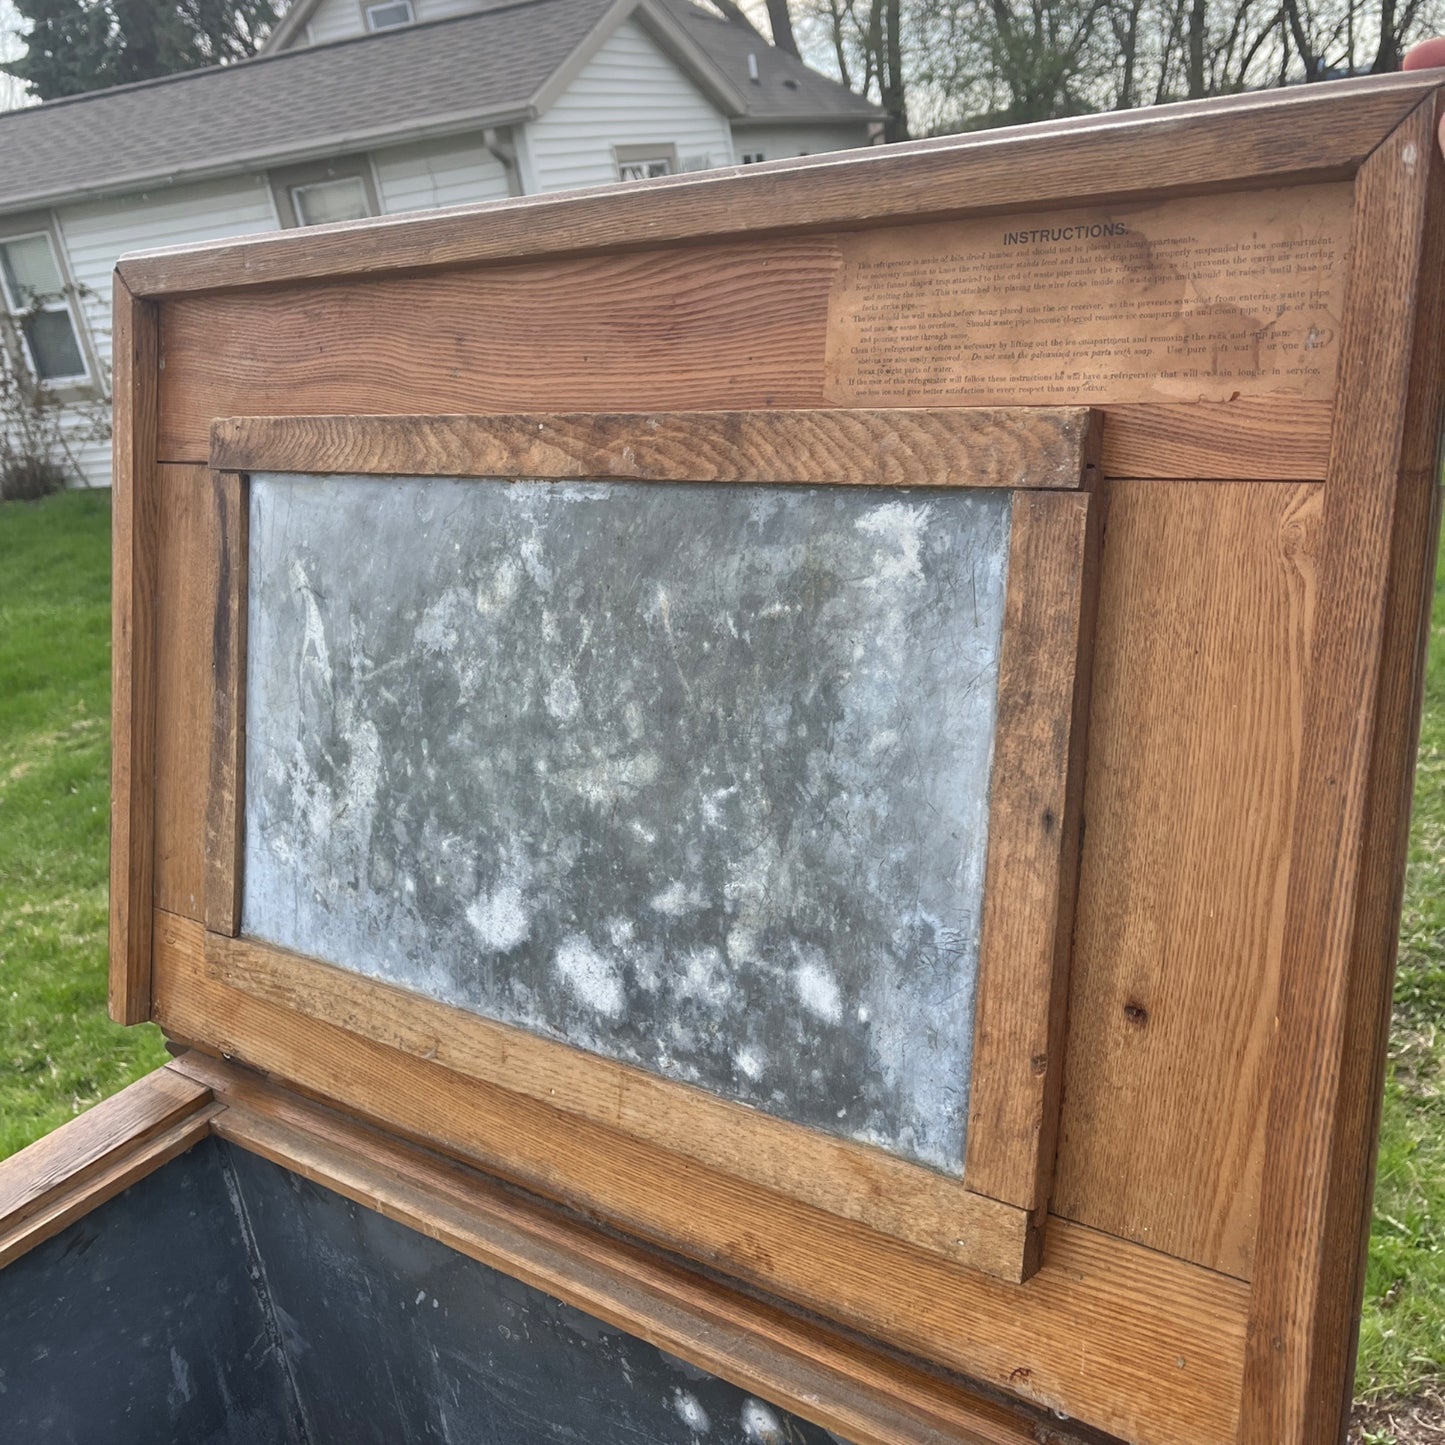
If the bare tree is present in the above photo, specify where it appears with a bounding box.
[775,0,1445,137]
[766,0,802,54]
[0,0,30,110]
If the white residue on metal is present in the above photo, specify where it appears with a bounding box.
[733,1044,766,1082]
[672,1389,711,1434]
[676,946,731,1009]
[416,585,471,655]
[561,750,661,809]
[555,934,626,1018]
[167,1347,193,1409]
[465,851,533,953]
[854,500,930,587]
[545,672,581,723]
[475,556,522,614]
[792,951,843,1024]
[288,557,331,683]
[518,534,553,590]
[740,1398,785,1443]
[700,785,737,826]
[649,879,707,917]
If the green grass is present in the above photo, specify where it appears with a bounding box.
[0,488,1440,1408]
[1355,519,1445,1404]
[0,490,165,1158]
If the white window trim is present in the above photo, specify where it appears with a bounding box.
[291,176,371,227]
[0,224,94,393]
[268,156,380,229]
[613,143,679,183]
[361,0,414,31]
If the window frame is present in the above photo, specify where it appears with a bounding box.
[361,0,415,32]
[612,143,679,183]
[268,157,380,230]
[0,223,96,396]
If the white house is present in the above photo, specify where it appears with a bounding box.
[0,0,878,488]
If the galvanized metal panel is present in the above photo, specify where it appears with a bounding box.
[243,474,1011,1174]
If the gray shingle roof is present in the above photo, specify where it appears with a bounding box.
[0,0,616,213]
[659,0,878,123]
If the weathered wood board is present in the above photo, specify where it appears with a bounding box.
[243,474,1012,1175]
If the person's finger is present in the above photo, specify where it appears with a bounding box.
[1402,37,1445,70]
[1400,39,1445,161]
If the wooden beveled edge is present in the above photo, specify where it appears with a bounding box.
[0,1066,218,1269]
[965,484,1101,1212]
[201,929,1037,1283]
[116,75,1441,298]
[108,274,161,1026]
[204,470,249,936]
[209,409,1101,491]
[151,912,1248,1445]
[1241,98,1445,1445]
[169,1052,1113,1445]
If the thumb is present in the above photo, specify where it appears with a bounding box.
[1400,39,1445,159]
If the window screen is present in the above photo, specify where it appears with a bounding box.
[290,178,372,227]
[0,233,87,383]
[365,0,414,30]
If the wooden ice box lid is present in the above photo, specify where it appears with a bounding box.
[102,71,1445,1445]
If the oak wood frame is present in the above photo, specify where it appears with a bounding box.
[0,1066,218,1269]
[0,1056,1119,1445]
[198,406,1100,1286]
[104,73,1445,1445]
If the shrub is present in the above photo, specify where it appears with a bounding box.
[0,453,68,502]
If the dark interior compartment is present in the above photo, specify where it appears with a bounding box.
[0,1137,844,1445]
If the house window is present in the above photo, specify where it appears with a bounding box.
[741,152,765,165]
[0,231,88,384]
[363,0,413,31]
[269,158,379,229]
[618,157,672,182]
[291,177,372,227]
[613,143,679,183]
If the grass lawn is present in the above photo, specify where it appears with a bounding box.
[0,491,166,1158]
[1352,509,1445,1435]
[0,488,1441,1424]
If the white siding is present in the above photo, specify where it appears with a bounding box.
[525,19,734,192]
[305,0,484,47]
[732,121,873,163]
[306,0,369,45]
[53,175,278,486]
[373,133,512,214]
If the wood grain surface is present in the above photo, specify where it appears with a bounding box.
[203,928,1036,1281]
[966,489,1098,1210]
[160,271,1331,484]
[153,464,220,922]
[157,244,839,462]
[211,408,1101,490]
[203,472,247,935]
[108,277,161,1025]
[1241,97,1445,1444]
[1052,480,1321,1279]
[0,1067,216,1267]
[154,909,1246,1445]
